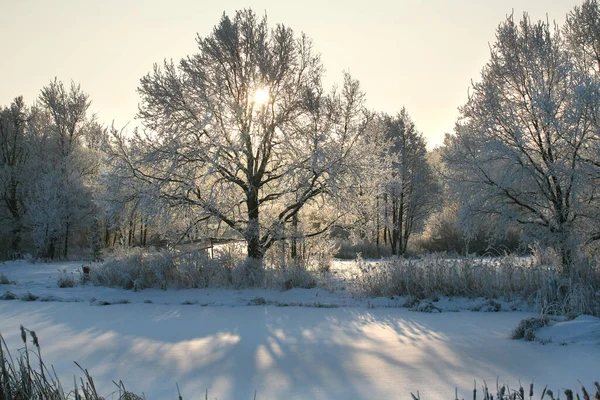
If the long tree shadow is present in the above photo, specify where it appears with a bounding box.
[0,302,597,399]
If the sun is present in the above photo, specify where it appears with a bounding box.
[252,87,270,106]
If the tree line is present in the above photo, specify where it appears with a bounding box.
[2,3,600,276]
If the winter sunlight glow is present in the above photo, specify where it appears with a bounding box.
[253,87,270,106]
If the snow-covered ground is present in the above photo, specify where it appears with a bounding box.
[0,260,598,399]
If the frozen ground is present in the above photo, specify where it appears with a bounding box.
[0,260,599,399]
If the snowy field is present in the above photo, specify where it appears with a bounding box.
[0,260,599,399]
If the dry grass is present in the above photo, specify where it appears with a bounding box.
[90,249,320,291]
[350,254,600,317]
[0,291,18,300]
[0,326,143,400]
[56,270,77,289]
[89,249,600,317]
[411,380,600,400]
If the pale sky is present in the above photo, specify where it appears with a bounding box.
[0,0,583,147]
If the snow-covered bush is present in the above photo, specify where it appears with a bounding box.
[535,279,600,318]
[56,270,77,288]
[265,234,338,274]
[335,240,392,260]
[91,247,324,291]
[529,243,561,267]
[351,254,540,299]
[266,263,317,290]
[301,236,339,273]
[91,248,224,290]
[510,316,550,341]
[0,291,17,300]
[232,258,265,288]
[20,291,38,301]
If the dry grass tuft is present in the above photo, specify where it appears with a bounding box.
[0,326,144,400]
[411,379,600,400]
[56,270,77,288]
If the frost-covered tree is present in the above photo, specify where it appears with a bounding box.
[0,97,30,256]
[443,13,600,273]
[31,79,101,258]
[381,110,440,255]
[565,0,600,75]
[564,0,600,247]
[99,129,168,249]
[334,113,388,244]
[123,10,369,261]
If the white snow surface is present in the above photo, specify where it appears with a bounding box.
[0,260,598,399]
[536,315,600,345]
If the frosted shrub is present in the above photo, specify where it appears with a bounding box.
[56,269,77,288]
[335,240,392,260]
[352,254,555,299]
[265,235,338,274]
[302,236,339,273]
[173,251,231,288]
[352,256,394,297]
[510,316,550,341]
[91,247,324,290]
[265,262,317,290]
[536,278,600,318]
[232,258,265,288]
[529,242,560,267]
[91,248,227,290]
[351,254,600,317]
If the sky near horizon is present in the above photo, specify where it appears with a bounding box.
[0,0,583,147]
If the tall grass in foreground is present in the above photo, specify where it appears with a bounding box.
[411,380,600,400]
[351,255,600,316]
[0,327,142,400]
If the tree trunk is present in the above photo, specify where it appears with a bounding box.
[128,218,134,246]
[142,222,148,247]
[7,180,22,255]
[64,218,69,259]
[376,195,380,255]
[104,223,110,247]
[246,191,263,260]
[402,223,410,255]
[383,194,389,245]
[560,245,572,276]
[10,221,21,257]
[391,197,399,256]
[291,213,299,261]
[398,191,404,256]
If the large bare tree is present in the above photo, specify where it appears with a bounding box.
[443,13,600,273]
[123,9,368,260]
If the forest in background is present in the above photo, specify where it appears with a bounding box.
[2,2,600,279]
